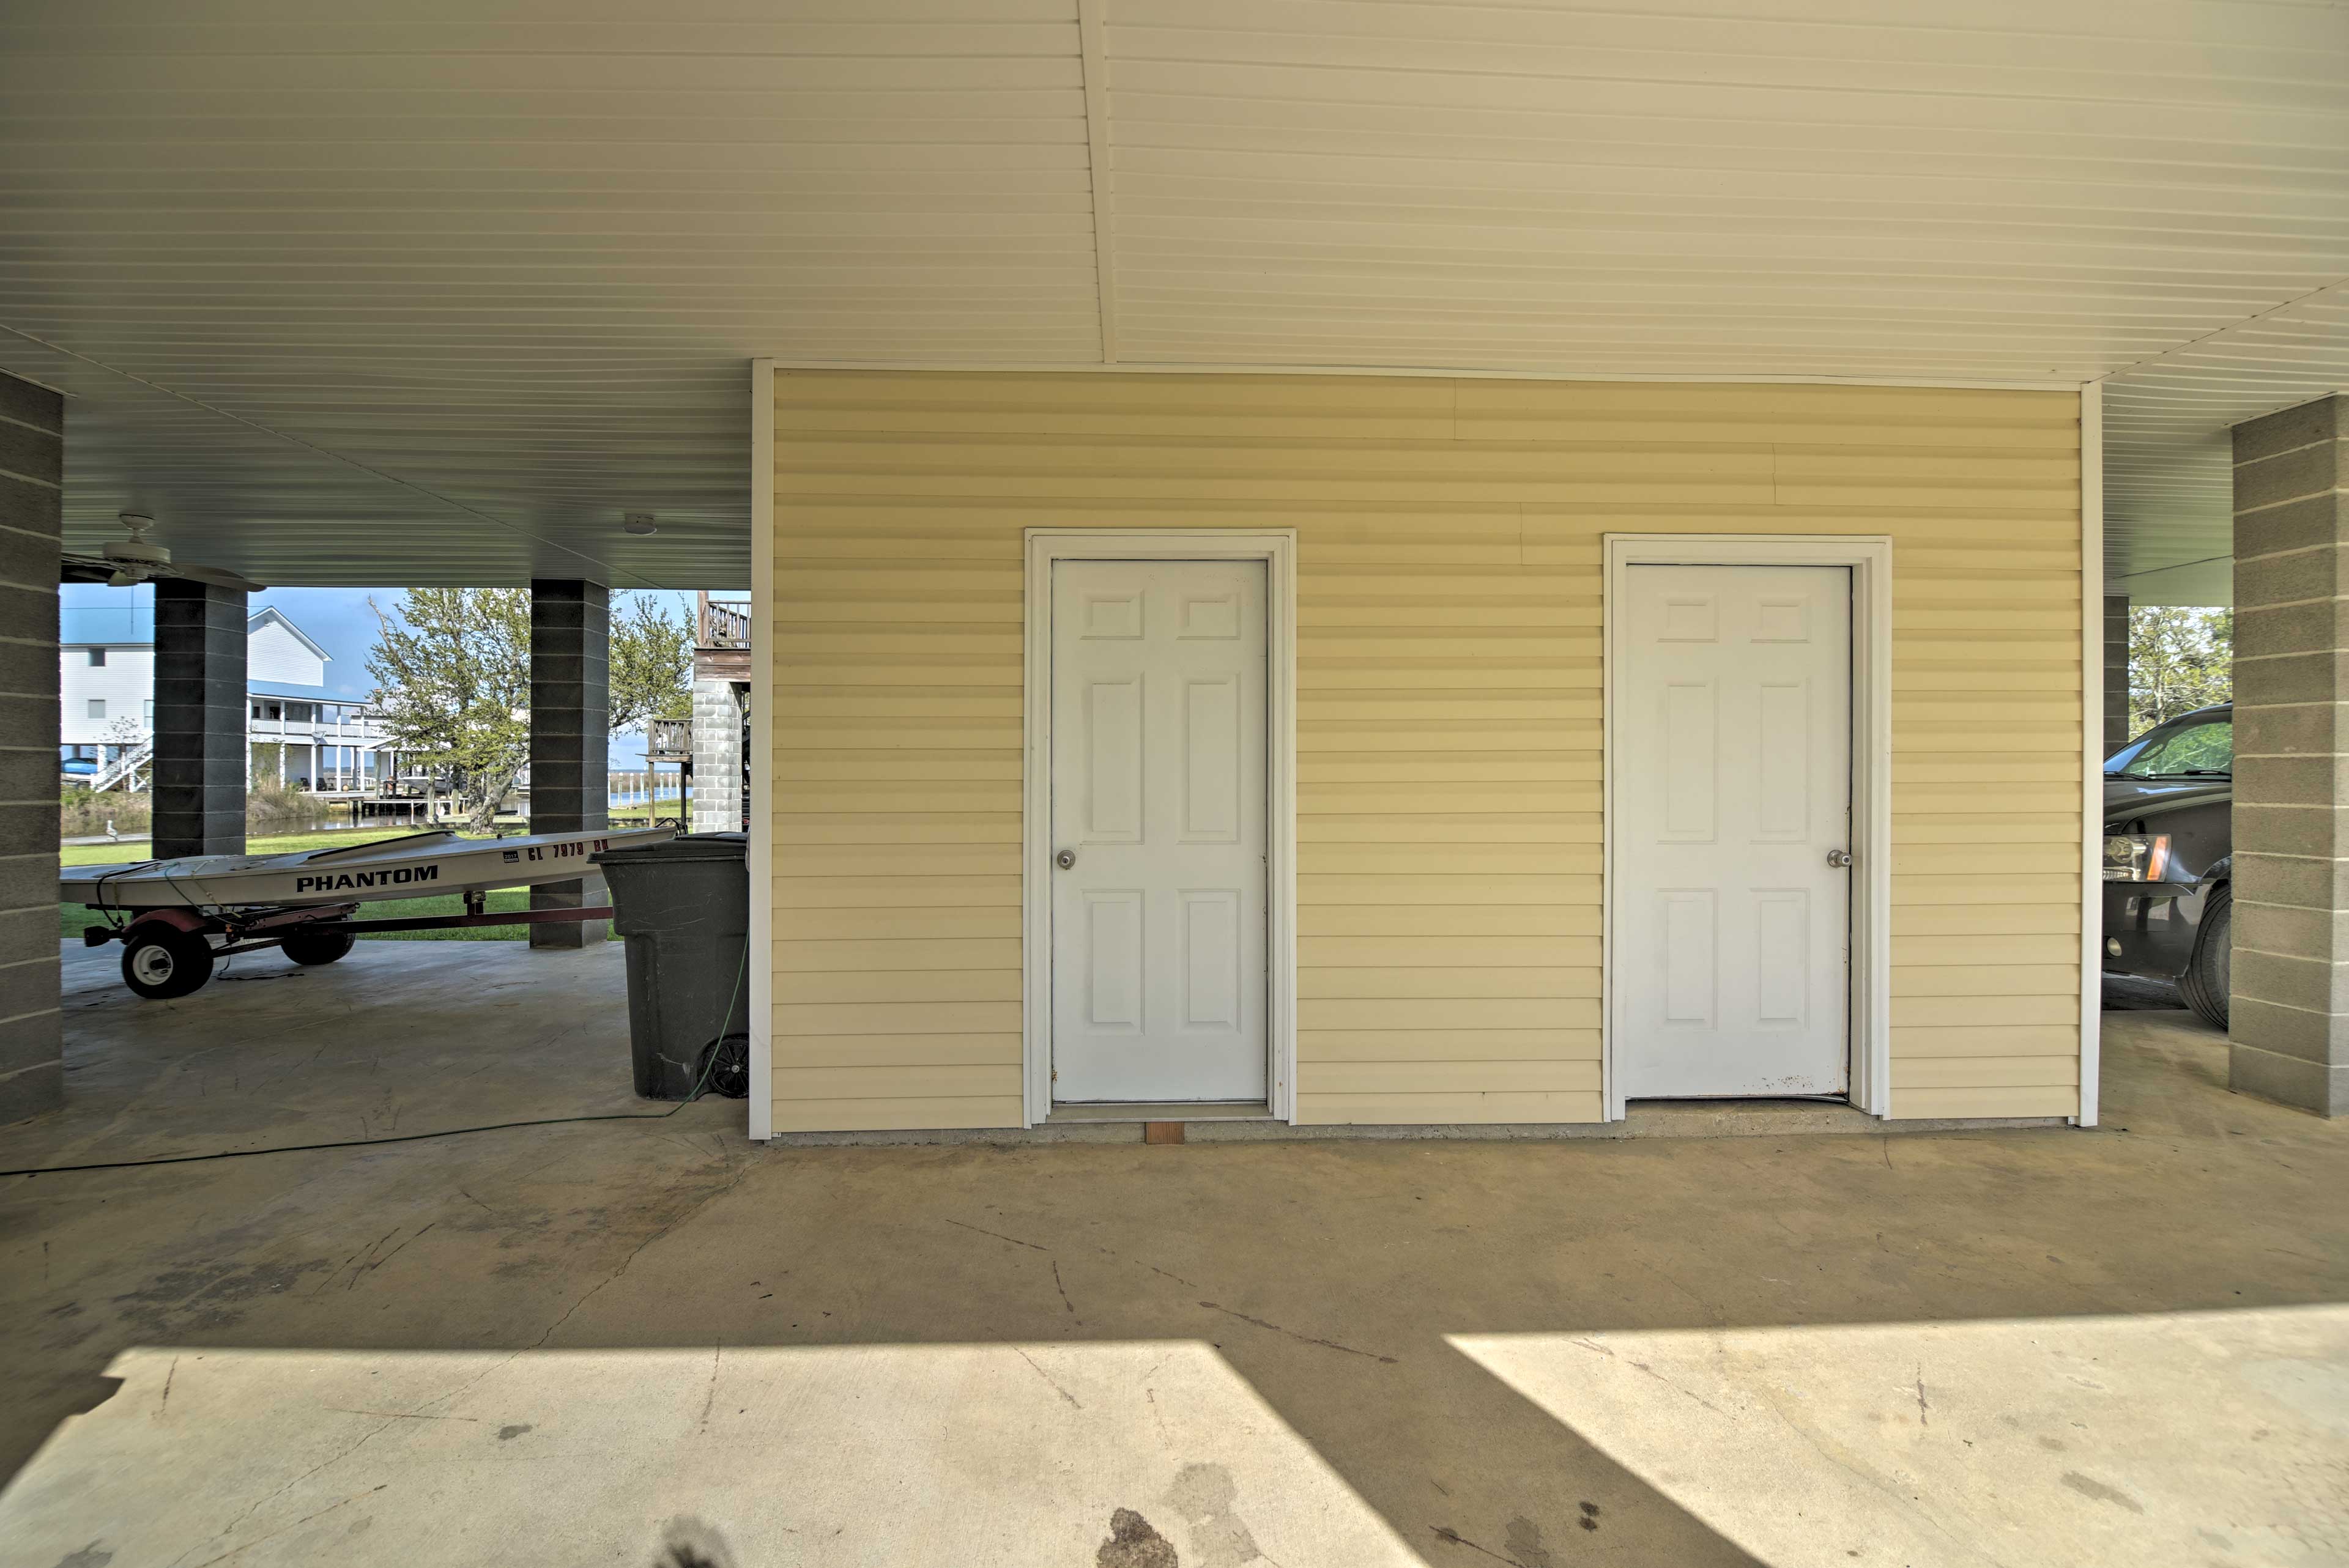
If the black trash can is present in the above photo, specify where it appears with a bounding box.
[592,832,749,1100]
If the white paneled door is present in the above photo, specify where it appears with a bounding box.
[1051,560,1269,1103]
[1617,564,1853,1098]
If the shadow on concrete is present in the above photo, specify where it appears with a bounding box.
[2,945,2338,1563]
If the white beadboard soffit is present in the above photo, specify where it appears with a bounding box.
[0,0,2341,585]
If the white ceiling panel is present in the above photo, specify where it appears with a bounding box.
[0,0,1100,587]
[0,0,2342,588]
[2104,282,2349,601]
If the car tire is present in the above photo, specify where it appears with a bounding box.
[2179,884,2232,1032]
[280,928,356,966]
[121,925,217,1000]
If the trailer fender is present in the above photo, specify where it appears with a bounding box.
[87,905,210,949]
[125,907,210,936]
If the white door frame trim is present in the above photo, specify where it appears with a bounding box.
[2077,382,2102,1127]
[747,357,776,1142]
[1602,534,1895,1120]
[1022,528,1301,1127]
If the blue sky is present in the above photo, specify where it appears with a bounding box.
[60,583,698,767]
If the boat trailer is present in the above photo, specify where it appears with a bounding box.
[62,826,676,999]
[82,892,617,1000]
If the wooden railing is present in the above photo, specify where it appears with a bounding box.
[697,591,750,649]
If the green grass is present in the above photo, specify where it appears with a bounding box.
[346,886,578,943]
[60,828,416,869]
[60,828,614,943]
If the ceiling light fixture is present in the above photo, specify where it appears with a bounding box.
[623,513,658,536]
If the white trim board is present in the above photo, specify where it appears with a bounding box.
[747,357,776,1142]
[2077,382,2103,1128]
[1022,529,1300,1128]
[1073,0,1117,365]
[1602,534,1896,1121]
[765,360,2076,393]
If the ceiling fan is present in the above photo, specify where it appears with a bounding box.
[59,514,265,593]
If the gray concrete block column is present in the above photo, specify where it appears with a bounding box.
[2230,393,2349,1115]
[151,580,248,860]
[529,579,609,949]
[0,373,63,1124]
[690,677,746,834]
[2104,593,2131,753]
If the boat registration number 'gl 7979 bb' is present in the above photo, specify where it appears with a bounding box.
[499,837,610,865]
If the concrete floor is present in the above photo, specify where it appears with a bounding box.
[2,943,2347,1567]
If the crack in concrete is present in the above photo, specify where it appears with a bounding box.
[1144,1385,1170,1446]
[1015,1347,1082,1408]
[330,1225,403,1295]
[414,1347,530,1419]
[363,1222,433,1276]
[1429,1525,1528,1567]
[943,1217,1050,1252]
[336,1155,754,1445]
[1198,1301,1397,1364]
[533,1157,753,1351]
[185,1484,387,1568]
[189,1418,402,1566]
[1626,1359,1730,1419]
[699,1341,722,1432]
[1568,1336,1730,1418]
[1749,1382,2014,1568]
[1630,1255,1723,1326]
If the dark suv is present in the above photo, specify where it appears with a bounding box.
[2103,703,2232,1027]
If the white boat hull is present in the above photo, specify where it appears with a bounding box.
[62,827,676,911]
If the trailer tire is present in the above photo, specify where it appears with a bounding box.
[281,929,357,967]
[122,925,216,1000]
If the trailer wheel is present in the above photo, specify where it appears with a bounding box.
[122,925,216,1000]
[281,929,356,967]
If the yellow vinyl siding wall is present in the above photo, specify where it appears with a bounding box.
[768,372,2082,1131]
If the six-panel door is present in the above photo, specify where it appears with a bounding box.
[1616,563,1854,1098]
[1050,560,1269,1103]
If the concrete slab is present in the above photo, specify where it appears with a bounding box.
[2,952,2345,1566]
[20,938,677,1164]
[1461,1307,2349,1566]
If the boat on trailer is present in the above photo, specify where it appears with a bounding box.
[65,826,674,999]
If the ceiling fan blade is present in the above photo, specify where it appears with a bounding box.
[59,555,117,584]
[171,562,269,594]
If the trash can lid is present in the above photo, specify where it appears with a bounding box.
[592,832,748,865]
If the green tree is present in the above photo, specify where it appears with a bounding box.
[365,589,697,834]
[2128,605,2232,736]
[608,593,693,736]
[367,588,531,832]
